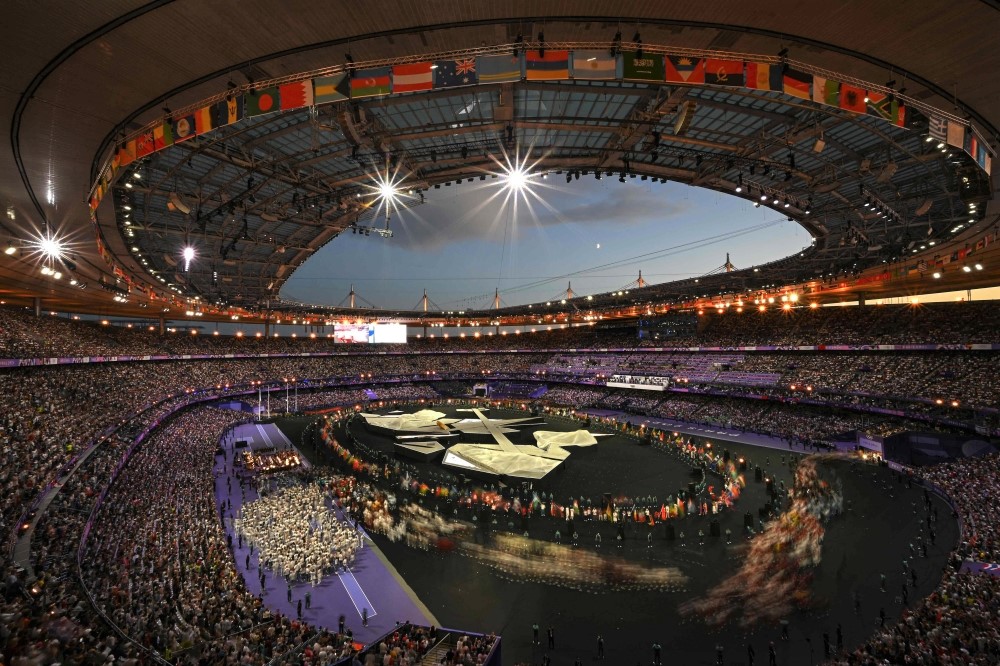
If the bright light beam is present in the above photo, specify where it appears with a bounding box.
[362,166,416,229]
[27,230,65,262]
[502,166,531,191]
[182,245,195,271]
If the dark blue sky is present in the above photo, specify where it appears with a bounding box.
[280,176,812,310]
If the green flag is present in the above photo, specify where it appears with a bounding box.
[622,51,664,82]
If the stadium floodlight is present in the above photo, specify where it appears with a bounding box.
[35,233,65,262]
[502,166,532,191]
[182,245,195,271]
[379,180,398,201]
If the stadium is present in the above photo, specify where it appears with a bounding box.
[1,3,999,665]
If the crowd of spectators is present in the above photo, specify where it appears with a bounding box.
[918,453,1000,564]
[819,453,1000,665]
[539,385,960,443]
[2,301,999,664]
[826,567,1000,665]
[3,346,989,563]
[2,301,999,360]
[80,407,335,664]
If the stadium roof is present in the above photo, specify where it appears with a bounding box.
[2,2,998,324]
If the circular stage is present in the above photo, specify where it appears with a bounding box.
[323,407,960,665]
[350,406,705,499]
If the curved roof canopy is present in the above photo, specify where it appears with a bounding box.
[2,2,998,322]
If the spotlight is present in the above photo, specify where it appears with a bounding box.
[27,228,66,263]
[502,165,532,191]
[182,245,195,271]
[4,242,15,255]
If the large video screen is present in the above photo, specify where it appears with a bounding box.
[333,323,371,344]
[371,322,407,344]
[333,322,407,344]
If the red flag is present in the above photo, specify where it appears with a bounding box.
[839,84,867,113]
[279,81,313,110]
[135,131,154,158]
[391,62,434,92]
[704,59,744,86]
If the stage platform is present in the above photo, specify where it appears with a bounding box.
[232,422,296,453]
[213,427,436,644]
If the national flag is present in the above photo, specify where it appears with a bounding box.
[866,92,902,125]
[838,84,867,113]
[816,78,841,107]
[895,104,907,128]
[135,130,154,158]
[665,56,705,84]
[811,76,827,104]
[171,114,196,142]
[117,140,137,167]
[152,123,173,150]
[782,68,812,99]
[525,50,569,80]
[279,81,313,110]
[928,114,948,143]
[985,153,992,176]
[193,105,213,135]
[312,74,350,104]
[977,144,990,171]
[964,130,978,161]
[350,67,391,98]
[704,58,743,86]
[745,62,782,91]
[392,62,434,92]
[433,59,477,88]
[570,50,616,80]
[246,87,280,116]
[622,51,664,81]
[212,95,244,126]
[477,55,521,83]
[946,120,965,149]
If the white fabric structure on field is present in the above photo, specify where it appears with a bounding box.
[440,409,608,480]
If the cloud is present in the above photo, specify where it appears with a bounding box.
[531,184,692,227]
[393,182,692,251]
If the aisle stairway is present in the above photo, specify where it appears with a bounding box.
[419,632,453,665]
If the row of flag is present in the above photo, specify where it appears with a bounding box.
[890,230,995,280]
[93,49,992,214]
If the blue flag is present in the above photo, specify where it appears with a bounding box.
[434,58,478,88]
